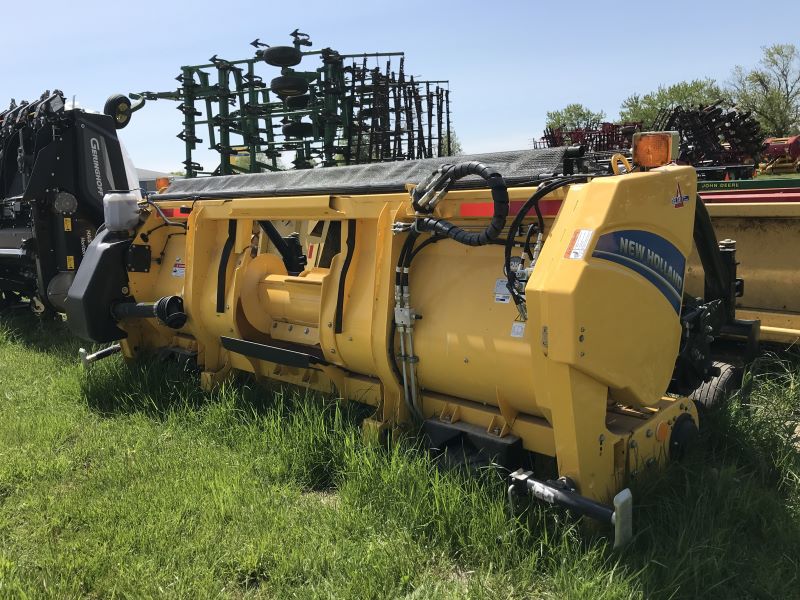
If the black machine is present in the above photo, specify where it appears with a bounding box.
[0,90,130,313]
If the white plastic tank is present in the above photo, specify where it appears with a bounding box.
[104,191,140,232]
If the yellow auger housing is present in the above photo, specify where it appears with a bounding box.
[65,147,757,546]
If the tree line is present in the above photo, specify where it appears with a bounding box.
[545,44,800,137]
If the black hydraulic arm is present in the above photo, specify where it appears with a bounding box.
[258,220,307,276]
[692,197,735,321]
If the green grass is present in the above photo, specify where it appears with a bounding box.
[0,313,798,599]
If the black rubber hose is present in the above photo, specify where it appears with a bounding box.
[522,224,538,261]
[389,232,442,388]
[388,320,403,383]
[388,231,419,389]
[395,232,413,287]
[409,234,445,261]
[503,176,589,302]
[415,161,508,247]
[399,230,419,288]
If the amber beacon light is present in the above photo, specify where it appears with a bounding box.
[632,131,680,168]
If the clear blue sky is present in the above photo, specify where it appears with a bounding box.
[3,0,798,172]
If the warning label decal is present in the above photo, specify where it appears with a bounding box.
[171,258,186,277]
[494,278,511,303]
[564,229,594,260]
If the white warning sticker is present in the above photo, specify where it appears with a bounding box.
[510,322,526,338]
[171,257,185,277]
[564,228,594,260]
[494,278,511,303]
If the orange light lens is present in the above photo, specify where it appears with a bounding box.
[633,133,673,168]
[155,177,171,192]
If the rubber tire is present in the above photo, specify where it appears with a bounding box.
[670,413,699,461]
[285,94,310,110]
[270,76,309,98]
[262,46,302,68]
[282,121,314,138]
[104,94,132,129]
[690,361,738,408]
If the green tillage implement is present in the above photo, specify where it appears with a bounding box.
[128,30,452,177]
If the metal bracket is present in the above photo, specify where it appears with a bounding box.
[508,469,633,548]
[126,244,151,272]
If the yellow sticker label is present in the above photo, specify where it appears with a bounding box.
[63,217,72,232]
[66,255,75,270]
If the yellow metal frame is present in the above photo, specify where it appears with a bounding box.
[686,202,800,344]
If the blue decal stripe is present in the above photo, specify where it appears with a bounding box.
[591,250,682,303]
[592,251,681,313]
[589,229,687,315]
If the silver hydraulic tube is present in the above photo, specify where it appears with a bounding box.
[394,275,423,420]
[0,248,26,258]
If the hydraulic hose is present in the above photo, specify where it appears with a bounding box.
[503,176,589,304]
[522,223,539,260]
[414,161,509,247]
[392,230,422,421]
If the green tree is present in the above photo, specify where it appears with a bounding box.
[619,79,726,128]
[729,43,800,136]
[440,130,463,156]
[545,104,606,130]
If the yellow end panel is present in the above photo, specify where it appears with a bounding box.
[690,211,800,313]
[528,166,697,408]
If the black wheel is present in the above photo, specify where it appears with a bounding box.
[285,94,310,110]
[690,361,738,408]
[104,94,132,129]
[670,413,699,461]
[262,46,302,68]
[282,121,314,139]
[270,76,308,98]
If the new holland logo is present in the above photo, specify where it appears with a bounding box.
[591,229,686,314]
[672,182,689,208]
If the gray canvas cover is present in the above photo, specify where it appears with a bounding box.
[156,148,569,200]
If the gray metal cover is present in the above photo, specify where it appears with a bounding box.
[156,148,569,200]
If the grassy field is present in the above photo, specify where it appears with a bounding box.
[0,314,798,599]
